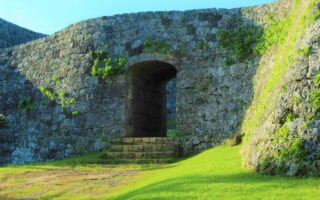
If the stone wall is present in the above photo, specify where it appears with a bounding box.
[241,0,320,176]
[1,0,313,165]
[0,18,46,49]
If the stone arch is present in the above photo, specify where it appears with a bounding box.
[125,54,179,137]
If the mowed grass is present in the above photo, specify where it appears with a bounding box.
[0,145,319,199]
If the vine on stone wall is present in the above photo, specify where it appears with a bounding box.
[217,24,262,66]
[90,46,128,79]
[39,86,77,110]
[143,37,172,55]
[18,97,35,111]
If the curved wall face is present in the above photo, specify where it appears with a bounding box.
[0,2,281,164]
[0,18,46,49]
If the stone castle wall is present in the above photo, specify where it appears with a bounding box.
[0,18,46,49]
[0,1,297,164]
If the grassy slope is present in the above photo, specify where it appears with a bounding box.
[110,145,320,200]
[241,0,319,166]
[1,145,319,199]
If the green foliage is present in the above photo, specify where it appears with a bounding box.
[217,24,262,63]
[71,111,79,116]
[305,114,314,128]
[39,86,55,101]
[270,124,307,174]
[239,99,247,108]
[198,75,213,92]
[59,90,76,109]
[0,113,7,128]
[198,40,209,50]
[285,110,294,122]
[160,16,172,29]
[254,16,291,55]
[313,73,320,86]
[39,86,76,110]
[199,83,209,92]
[231,107,239,114]
[299,47,312,56]
[143,37,171,54]
[18,97,35,111]
[91,49,127,80]
[310,90,320,109]
[176,43,192,58]
[58,90,65,99]
[241,0,315,144]
[273,126,290,144]
[52,74,60,85]
[309,2,320,24]
[224,57,236,66]
[65,98,76,105]
[281,84,288,93]
[305,73,320,127]
[292,95,301,103]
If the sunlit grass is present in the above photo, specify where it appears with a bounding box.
[109,145,320,199]
[0,145,319,199]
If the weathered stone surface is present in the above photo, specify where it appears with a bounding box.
[0,18,46,49]
[241,2,320,176]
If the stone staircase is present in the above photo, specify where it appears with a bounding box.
[105,137,178,164]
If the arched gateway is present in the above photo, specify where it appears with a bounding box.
[125,55,178,138]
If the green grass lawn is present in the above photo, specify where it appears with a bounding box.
[0,145,319,199]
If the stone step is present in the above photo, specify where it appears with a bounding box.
[106,151,175,159]
[110,144,176,152]
[111,137,176,145]
[102,158,176,164]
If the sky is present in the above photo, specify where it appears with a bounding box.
[0,0,275,35]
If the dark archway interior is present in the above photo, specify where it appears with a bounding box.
[125,61,177,137]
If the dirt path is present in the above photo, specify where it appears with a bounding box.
[0,166,140,199]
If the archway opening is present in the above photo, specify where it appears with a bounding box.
[125,60,177,137]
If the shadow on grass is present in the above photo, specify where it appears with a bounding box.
[110,172,319,200]
[0,150,189,171]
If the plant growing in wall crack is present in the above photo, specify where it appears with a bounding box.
[143,36,172,55]
[0,113,8,128]
[91,48,128,79]
[39,86,55,101]
[18,97,35,111]
[39,86,77,110]
[217,24,262,66]
[52,74,61,86]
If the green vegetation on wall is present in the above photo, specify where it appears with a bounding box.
[304,73,320,128]
[39,86,77,111]
[91,45,128,80]
[241,0,319,173]
[0,113,7,128]
[217,24,262,65]
[143,37,172,55]
[18,97,35,111]
[39,86,55,101]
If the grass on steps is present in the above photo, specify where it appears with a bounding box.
[0,144,319,199]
